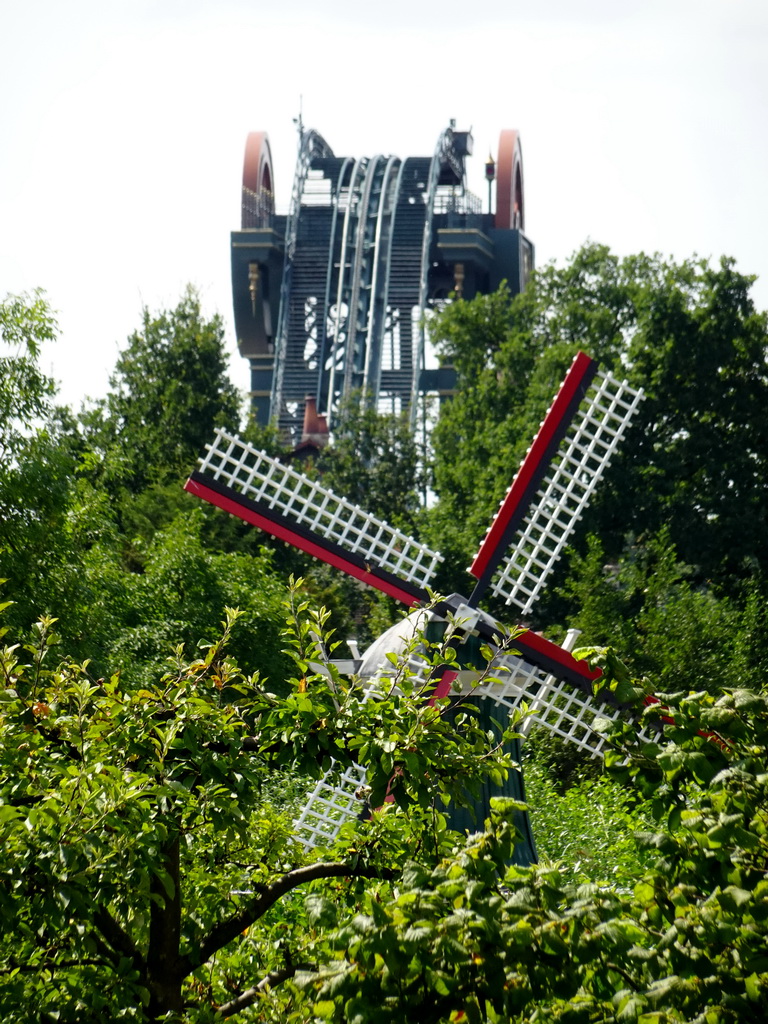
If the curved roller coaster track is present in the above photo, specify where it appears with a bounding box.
[231,124,535,441]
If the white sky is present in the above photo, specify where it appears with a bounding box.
[1,0,766,411]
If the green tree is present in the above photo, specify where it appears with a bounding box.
[85,286,241,494]
[0,289,57,462]
[559,528,748,694]
[316,396,425,533]
[428,245,768,598]
[301,685,768,1024]
[0,289,290,683]
[0,293,84,636]
[105,508,291,687]
[0,589,518,1021]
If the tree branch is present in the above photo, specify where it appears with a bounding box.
[0,956,111,975]
[180,861,388,976]
[603,958,641,989]
[215,963,308,1017]
[200,736,261,754]
[93,905,145,971]
[88,929,125,970]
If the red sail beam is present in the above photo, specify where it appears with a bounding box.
[185,472,428,608]
[468,352,598,605]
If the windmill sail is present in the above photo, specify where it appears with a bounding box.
[291,608,638,850]
[185,429,442,605]
[469,353,644,613]
[293,761,369,849]
[389,603,629,760]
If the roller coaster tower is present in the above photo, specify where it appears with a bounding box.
[231,123,534,441]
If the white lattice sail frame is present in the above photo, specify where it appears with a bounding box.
[292,635,646,849]
[196,428,443,589]
[293,762,369,849]
[491,369,644,614]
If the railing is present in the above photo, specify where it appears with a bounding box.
[433,187,482,216]
[241,186,274,228]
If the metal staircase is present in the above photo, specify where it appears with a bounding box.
[379,157,431,416]
[234,123,535,439]
[263,130,477,440]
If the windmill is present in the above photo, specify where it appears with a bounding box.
[184,351,645,858]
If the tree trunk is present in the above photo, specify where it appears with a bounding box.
[146,833,183,1017]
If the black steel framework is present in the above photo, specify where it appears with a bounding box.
[231,124,534,441]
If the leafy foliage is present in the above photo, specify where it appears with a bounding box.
[0,289,57,461]
[0,294,83,636]
[3,265,768,1022]
[523,758,654,888]
[316,395,424,532]
[0,588,522,1021]
[3,581,767,1022]
[300,686,768,1024]
[0,289,294,687]
[83,286,241,494]
[427,245,768,600]
[560,528,752,695]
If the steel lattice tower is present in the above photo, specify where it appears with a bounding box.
[231,124,534,441]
